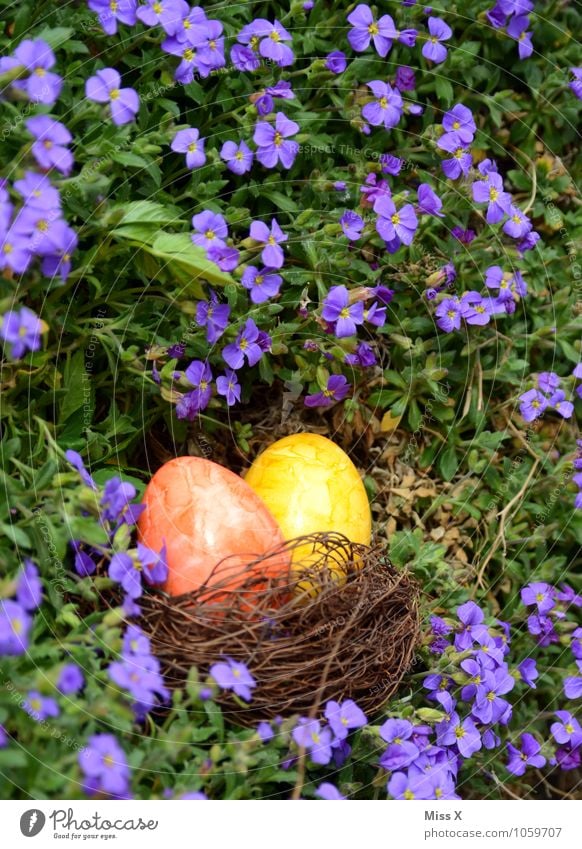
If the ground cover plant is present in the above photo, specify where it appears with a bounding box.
[0,0,581,801]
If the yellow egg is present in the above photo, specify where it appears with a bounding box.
[244,434,372,574]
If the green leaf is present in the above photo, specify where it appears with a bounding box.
[148,232,235,288]
[35,27,74,50]
[439,445,459,481]
[60,352,91,425]
[67,516,109,547]
[108,200,183,227]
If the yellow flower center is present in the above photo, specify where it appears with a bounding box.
[43,140,53,149]
[35,67,46,77]
[532,400,540,409]
[199,380,208,391]
[209,40,216,50]
[311,731,320,743]
[391,213,400,225]
[447,309,456,319]
[404,789,415,800]
[486,691,495,702]
[453,120,460,129]
[267,235,276,245]
[435,787,443,798]
[205,229,215,240]
[368,23,379,36]
[103,754,115,767]
[536,592,545,602]
[512,214,521,224]
[37,219,49,232]
[183,49,194,61]
[110,88,120,100]
[30,699,41,711]
[110,0,118,10]
[188,142,197,152]
[339,307,350,319]
[455,726,466,739]
[566,723,574,734]
[235,150,244,160]
[454,148,464,159]
[489,187,499,201]
[274,131,283,147]
[475,305,485,314]
[153,2,163,14]
[255,275,264,285]
[3,243,13,254]
[270,31,280,42]
[250,35,260,51]
[431,36,438,43]
[240,339,248,351]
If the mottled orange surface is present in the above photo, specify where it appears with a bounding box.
[138,456,288,598]
[244,433,372,566]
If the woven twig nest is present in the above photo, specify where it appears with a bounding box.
[139,532,420,724]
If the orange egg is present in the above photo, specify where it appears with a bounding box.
[138,456,289,598]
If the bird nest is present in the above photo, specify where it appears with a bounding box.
[139,533,420,724]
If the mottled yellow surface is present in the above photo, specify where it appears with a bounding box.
[244,433,372,560]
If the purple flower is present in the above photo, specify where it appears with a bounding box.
[292,719,333,765]
[207,244,239,272]
[439,714,482,758]
[249,218,287,268]
[374,196,418,246]
[417,183,444,217]
[13,171,61,210]
[316,782,346,800]
[455,601,485,649]
[25,116,73,175]
[304,375,351,408]
[362,81,403,129]
[247,19,294,67]
[472,668,515,724]
[16,560,42,611]
[340,210,364,240]
[569,68,582,100]
[472,173,512,224]
[435,297,462,333]
[395,65,416,91]
[0,600,31,655]
[222,318,267,369]
[101,477,137,524]
[344,342,376,368]
[518,658,538,688]
[0,308,43,359]
[422,17,452,64]
[254,112,299,169]
[136,542,168,586]
[220,140,253,175]
[241,266,283,303]
[460,291,491,326]
[451,226,476,244]
[109,553,142,599]
[171,128,206,169]
[85,68,139,125]
[216,370,241,406]
[88,0,137,35]
[380,154,403,175]
[519,389,548,422]
[506,733,546,776]
[564,676,582,699]
[503,205,532,239]
[58,663,85,695]
[438,132,472,179]
[551,711,582,747]
[210,658,256,701]
[196,292,230,344]
[136,0,186,34]
[507,15,533,60]
[183,359,213,409]
[12,39,62,104]
[108,651,169,718]
[549,390,574,419]
[256,721,274,742]
[324,699,367,740]
[24,691,59,722]
[79,734,130,797]
[325,51,347,73]
[442,104,476,144]
[388,771,431,800]
[347,5,398,58]
[191,210,228,251]
[65,449,96,489]
[321,285,364,337]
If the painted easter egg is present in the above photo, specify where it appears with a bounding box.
[138,456,288,598]
[244,433,372,567]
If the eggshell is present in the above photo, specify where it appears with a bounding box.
[138,456,289,598]
[244,433,372,566]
